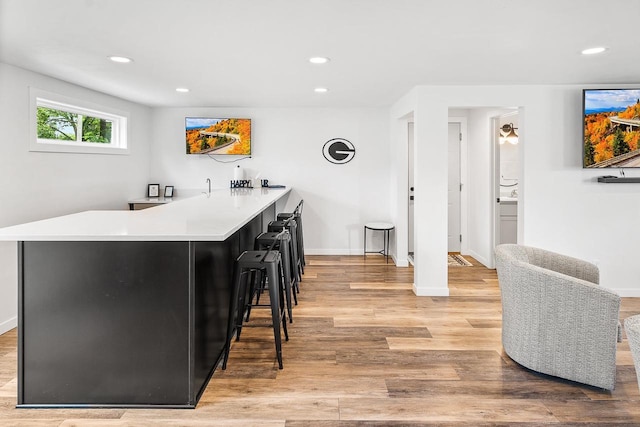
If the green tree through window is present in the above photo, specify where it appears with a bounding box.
[82,116,112,143]
[37,106,112,144]
[37,107,78,141]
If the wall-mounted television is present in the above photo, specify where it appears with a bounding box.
[583,89,640,168]
[185,117,251,155]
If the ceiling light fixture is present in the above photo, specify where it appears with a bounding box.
[108,56,133,63]
[175,87,190,93]
[499,123,519,145]
[581,47,607,55]
[314,87,328,93]
[309,57,330,64]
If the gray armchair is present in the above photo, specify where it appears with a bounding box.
[624,315,640,390]
[495,244,621,390]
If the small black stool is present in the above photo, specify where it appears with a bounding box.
[277,200,305,272]
[255,231,297,321]
[268,219,302,283]
[223,250,289,370]
[364,222,394,263]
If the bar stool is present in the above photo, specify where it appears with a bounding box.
[254,231,297,322]
[276,213,301,275]
[277,200,305,272]
[223,250,289,370]
[364,222,394,263]
[268,219,302,284]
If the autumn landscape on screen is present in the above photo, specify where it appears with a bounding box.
[584,90,640,168]
[185,118,251,155]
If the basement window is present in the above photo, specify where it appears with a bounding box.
[29,88,129,155]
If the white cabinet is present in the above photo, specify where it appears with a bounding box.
[500,201,517,244]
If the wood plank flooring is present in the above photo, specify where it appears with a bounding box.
[2,254,640,426]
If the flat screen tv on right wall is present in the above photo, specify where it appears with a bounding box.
[583,88,640,168]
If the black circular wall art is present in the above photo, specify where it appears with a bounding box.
[322,138,355,164]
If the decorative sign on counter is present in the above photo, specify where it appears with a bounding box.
[230,179,253,188]
[323,138,355,164]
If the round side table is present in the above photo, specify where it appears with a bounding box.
[364,222,394,263]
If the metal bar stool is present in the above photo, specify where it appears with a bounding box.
[223,250,289,370]
[277,199,305,272]
[294,200,304,269]
[254,231,297,322]
[364,222,394,263]
[268,219,302,285]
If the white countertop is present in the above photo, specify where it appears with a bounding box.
[0,187,290,242]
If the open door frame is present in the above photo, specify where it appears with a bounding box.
[491,109,521,268]
[448,116,468,255]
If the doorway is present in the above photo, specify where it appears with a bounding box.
[493,111,520,254]
[408,122,414,264]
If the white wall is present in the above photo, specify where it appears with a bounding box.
[0,62,152,333]
[392,84,640,296]
[149,107,391,255]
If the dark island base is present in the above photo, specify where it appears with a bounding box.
[17,207,271,408]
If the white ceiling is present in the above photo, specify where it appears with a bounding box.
[1,0,638,108]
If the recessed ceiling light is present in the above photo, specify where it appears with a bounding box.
[176,87,190,93]
[314,87,328,93]
[581,47,607,55]
[309,57,330,64]
[109,56,133,63]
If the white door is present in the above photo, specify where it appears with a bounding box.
[408,123,415,259]
[448,122,461,252]
[493,116,502,251]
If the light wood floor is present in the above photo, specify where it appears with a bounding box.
[2,255,640,426]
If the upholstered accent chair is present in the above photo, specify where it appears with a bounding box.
[495,244,622,390]
[624,315,640,390]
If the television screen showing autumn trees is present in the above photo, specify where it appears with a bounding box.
[584,89,640,168]
[185,118,251,155]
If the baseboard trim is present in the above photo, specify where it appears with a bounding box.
[0,316,17,335]
[468,249,492,269]
[611,288,640,297]
[413,284,449,297]
[306,249,359,256]
[393,255,409,267]
[303,249,408,266]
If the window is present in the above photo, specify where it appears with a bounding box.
[30,88,129,154]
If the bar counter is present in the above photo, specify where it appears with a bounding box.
[0,187,291,408]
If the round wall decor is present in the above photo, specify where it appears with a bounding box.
[322,138,355,164]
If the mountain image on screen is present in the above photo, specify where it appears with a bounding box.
[584,89,640,168]
[185,118,251,155]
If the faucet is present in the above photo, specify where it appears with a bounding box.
[510,188,518,198]
[206,178,211,195]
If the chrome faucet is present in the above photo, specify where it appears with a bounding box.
[206,178,211,195]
